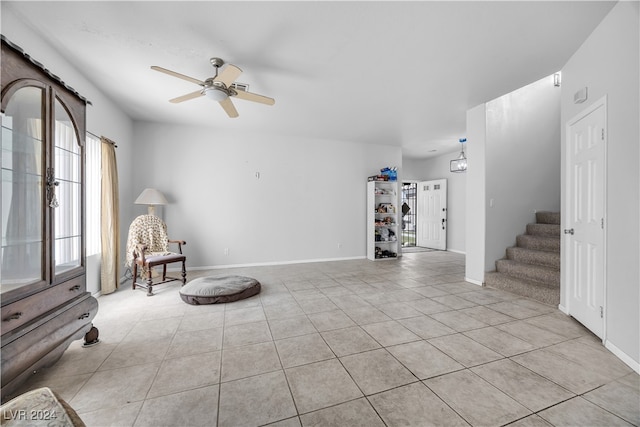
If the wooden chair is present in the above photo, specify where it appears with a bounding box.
[126,214,186,296]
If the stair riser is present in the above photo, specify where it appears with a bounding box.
[506,247,560,269]
[485,272,559,306]
[516,235,560,252]
[526,223,561,237]
[536,211,561,225]
[496,260,560,286]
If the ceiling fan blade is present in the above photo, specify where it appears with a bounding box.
[219,97,239,118]
[214,64,242,87]
[151,66,204,86]
[169,90,204,104]
[232,90,275,106]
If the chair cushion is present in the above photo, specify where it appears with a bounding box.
[141,253,186,265]
[179,275,261,305]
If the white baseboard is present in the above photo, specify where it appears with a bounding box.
[181,256,367,271]
[447,248,466,255]
[604,340,640,374]
[464,277,483,286]
[558,304,569,314]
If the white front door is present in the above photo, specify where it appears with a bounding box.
[417,179,447,250]
[565,97,606,338]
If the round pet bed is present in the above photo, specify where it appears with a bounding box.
[180,275,261,305]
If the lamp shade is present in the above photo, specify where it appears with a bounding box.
[135,188,167,206]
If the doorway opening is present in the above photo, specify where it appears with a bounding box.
[401,182,417,247]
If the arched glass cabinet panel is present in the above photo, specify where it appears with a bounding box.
[53,97,83,277]
[1,86,45,293]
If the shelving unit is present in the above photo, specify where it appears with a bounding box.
[367,180,400,260]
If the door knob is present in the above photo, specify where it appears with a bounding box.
[564,228,574,235]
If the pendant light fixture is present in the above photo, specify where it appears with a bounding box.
[450,138,467,173]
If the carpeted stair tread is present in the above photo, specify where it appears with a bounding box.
[496,259,560,286]
[526,223,561,237]
[506,246,560,269]
[488,211,561,306]
[485,271,559,306]
[516,234,560,252]
[535,211,560,225]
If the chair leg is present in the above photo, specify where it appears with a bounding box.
[146,268,154,296]
[162,265,167,281]
[181,261,186,285]
[132,263,138,290]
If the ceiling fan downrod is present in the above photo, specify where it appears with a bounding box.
[210,57,224,79]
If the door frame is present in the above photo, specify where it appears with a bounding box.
[562,95,608,342]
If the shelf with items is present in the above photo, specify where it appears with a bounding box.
[367,180,400,260]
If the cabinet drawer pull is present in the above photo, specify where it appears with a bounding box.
[69,285,81,291]
[3,312,23,322]
[78,312,90,320]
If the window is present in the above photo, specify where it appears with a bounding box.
[85,133,101,256]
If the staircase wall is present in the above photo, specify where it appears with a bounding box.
[483,75,561,272]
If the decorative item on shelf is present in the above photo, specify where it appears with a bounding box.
[368,174,389,182]
[135,188,168,216]
[376,203,396,214]
[375,247,397,259]
[374,187,396,196]
[450,138,467,173]
[380,166,398,181]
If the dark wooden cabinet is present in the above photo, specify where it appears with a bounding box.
[1,37,98,402]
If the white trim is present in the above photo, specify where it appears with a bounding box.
[558,304,569,315]
[464,277,483,286]
[605,339,640,374]
[447,248,466,255]
[182,256,367,271]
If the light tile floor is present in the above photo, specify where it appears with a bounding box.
[14,251,640,426]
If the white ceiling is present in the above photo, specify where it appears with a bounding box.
[5,1,615,158]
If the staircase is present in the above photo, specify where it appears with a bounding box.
[485,211,560,306]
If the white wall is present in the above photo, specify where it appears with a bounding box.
[465,104,487,284]
[560,1,639,370]
[2,8,135,294]
[485,75,561,271]
[402,154,466,253]
[132,122,402,268]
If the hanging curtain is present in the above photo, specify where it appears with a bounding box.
[100,138,120,294]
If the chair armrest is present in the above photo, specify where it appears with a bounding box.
[168,239,186,254]
[134,243,148,263]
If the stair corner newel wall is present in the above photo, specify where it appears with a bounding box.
[0,37,99,402]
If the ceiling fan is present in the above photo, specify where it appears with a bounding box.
[151,57,275,118]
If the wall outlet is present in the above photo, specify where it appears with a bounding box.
[224,248,229,256]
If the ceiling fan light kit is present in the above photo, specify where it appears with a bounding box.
[203,86,229,102]
[151,57,274,118]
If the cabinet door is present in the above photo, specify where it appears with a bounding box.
[1,85,46,296]
[52,97,83,280]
